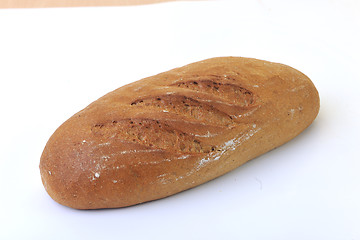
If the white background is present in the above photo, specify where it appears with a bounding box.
[0,0,359,239]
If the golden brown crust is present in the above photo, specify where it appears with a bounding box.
[39,57,319,209]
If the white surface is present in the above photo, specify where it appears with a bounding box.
[0,0,360,239]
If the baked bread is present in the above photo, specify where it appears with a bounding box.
[40,57,319,209]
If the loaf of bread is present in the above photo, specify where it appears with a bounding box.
[40,57,319,209]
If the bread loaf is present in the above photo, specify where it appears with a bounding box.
[40,57,319,209]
